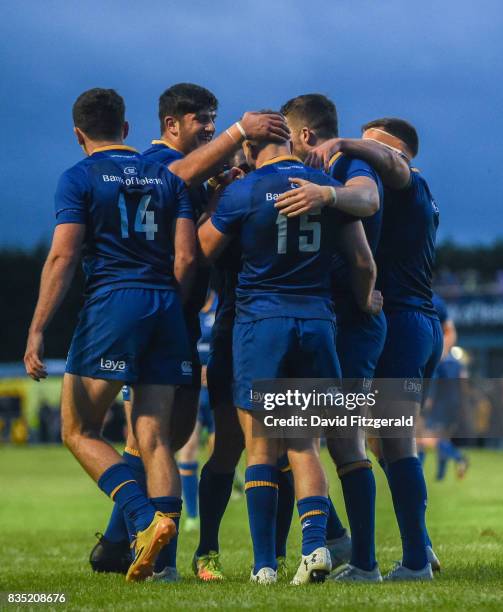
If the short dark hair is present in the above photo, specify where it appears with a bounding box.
[280,94,338,139]
[158,83,218,132]
[72,88,125,140]
[362,117,419,157]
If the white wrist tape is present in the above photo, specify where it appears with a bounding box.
[235,121,247,140]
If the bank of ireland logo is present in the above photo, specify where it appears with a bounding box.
[181,361,193,375]
[124,166,137,176]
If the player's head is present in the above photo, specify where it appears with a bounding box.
[280,94,338,160]
[158,83,218,154]
[72,88,128,153]
[362,117,419,159]
[241,110,291,170]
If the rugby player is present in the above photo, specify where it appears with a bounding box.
[426,294,469,480]
[91,84,290,581]
[24,88,197,582]
[277,94,385,582]
[307,118,442,580]
[197,117,381,584]
[194,153,296,582]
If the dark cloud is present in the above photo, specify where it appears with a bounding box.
[1,0,502,246]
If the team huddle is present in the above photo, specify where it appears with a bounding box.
[24,83,442,585]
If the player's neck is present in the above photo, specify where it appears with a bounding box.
[84,139,125,155]
[159,133,187,155]
[255,144,294,168]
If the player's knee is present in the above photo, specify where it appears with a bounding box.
[381,437,416,463]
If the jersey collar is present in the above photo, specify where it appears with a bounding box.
[328,151,343,168]
[92,144,138,154]
[258,155,303,169]
[151,139,184,154]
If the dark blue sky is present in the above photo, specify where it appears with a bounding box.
[1,0,502,247]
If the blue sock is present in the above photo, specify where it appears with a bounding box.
[339,463,376,571]
[102,449,143,543]
[98,463,154,533]
[245,464,278,573]
[276,457,295,558]
[418,449,426,466]
[326,496,346,540]
[387,457,428,570]
[103,503,129,544]
[297,496,329,556]
[121,450,147,540]
[151,496,182,571]
[123,449,146,488]
[196,464,234,555]
[179,461,199,518]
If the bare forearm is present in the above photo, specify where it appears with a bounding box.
[174,255,197,302]
[30,254,79,332]
[332,184,379,217]
[351,259,376,311]
[338,138,410,189]
[169,126,242,187]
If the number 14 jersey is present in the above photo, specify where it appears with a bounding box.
[54,145,193,297]
[210,156,351,322]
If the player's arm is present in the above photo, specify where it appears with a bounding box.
[197,220,232,264]
[197,181,244,264]
[307,138,410,190]
[336,220,382,315]
[24,224,85,380]
[274,176,379,218]
[169,112,289,187]
[174,217,197,302]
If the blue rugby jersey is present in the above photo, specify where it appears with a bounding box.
[54,145,192,296]
[210,156,351,322]
[328,153,384,306]
[143,139,211,326]
[376,167,439,317]
[432,293,448,325]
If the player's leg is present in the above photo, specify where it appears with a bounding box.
[327,310,387,581]
[233,317,296,584]
[61,373,173,583]
[178,419,201,530]
[288,318,341,585]
[275,450,295,578]
[376,311,442,580]
[126,289,194,582]
[238,407,280,584]
[194,330,244,580]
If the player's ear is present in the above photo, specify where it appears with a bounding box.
[74,127,85,146]
[164,115,178,136]
[303,127,318,147]
[122,121,129,140]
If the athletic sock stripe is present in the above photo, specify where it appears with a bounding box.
[124,446,141,457]
[179,468,196,476]
[110,479,136,500]
[337,460,373,478]
[244,480,279,491]
[300,509,327,522]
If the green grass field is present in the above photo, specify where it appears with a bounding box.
[1,446,503,611]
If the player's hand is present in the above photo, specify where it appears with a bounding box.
[274,178,333,217]
[24,330,47,381]
[305,138,344,170]
[363,290,383,315]
[240,112,290,143]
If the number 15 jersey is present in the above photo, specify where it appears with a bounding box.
[210,156,351,322]
[54,145,193,297]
